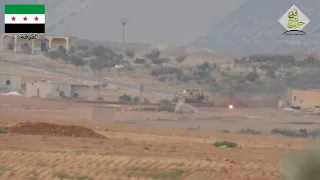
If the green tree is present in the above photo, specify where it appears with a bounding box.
[145,49,161,61]
[135,58,146,64]
[88,45,119,70]
[70,56,85,68]
[89,58,105,71]
[125,50,135,59]
[69,46,76,54]
[77,45,89,51]
[244,72,260,82]
[58,45,67,54]
[92,45,107,57]
[198,62,212,71]
[175,55,186,63]
[152,57,170,65]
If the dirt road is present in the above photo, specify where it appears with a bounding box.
[0,58,174,95]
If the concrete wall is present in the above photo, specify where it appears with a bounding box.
[71,85,89,100]
[26,82,72,98]
[26,82,55,98]
[0,74,22,92]
[88,106,116,122]
[56,84,72,97]
[286,89,320,109]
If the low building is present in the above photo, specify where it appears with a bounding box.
[285,88,320,109]
[26,81,89,99]
[70,84,89,99]
[0,34,71,53]
[0,73,22,92]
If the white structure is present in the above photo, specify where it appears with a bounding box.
[87,106,117,122]
[26,81,89,99]
[0,73,22,92]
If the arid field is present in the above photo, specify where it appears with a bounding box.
[0,95,315,180]
[0,52,318,180]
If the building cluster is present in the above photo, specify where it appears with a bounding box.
[1,73,320,110]
[0,73,89,100]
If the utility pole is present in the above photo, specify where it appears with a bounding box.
[97,69,101,99]
[138,84,144,121]
[120,19,128,49]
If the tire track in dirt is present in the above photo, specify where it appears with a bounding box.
[0,150,224,179]
[0,150,281,180]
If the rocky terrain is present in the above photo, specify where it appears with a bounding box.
[1,0,246,45]
[193,0,320,53]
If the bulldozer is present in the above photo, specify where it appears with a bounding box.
[172,88,209,103]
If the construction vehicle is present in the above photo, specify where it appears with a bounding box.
[172,88,209,103]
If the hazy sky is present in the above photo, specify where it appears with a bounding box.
[1,0,247,45]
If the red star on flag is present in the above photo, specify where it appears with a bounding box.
[34,16,39,21]
[23,16,28,21]
[11,16,16,21]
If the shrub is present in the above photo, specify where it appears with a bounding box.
[152,57,170,65]
[58,45,67,53]
[0,128,8,134]
[119,94,140,103]
[132,96,140,103]
[213,141,237,148]
[309,130,320,138]
[135,58,146,64]
[93,83,108,89]
[192,70,216,84]
[175,56,186,63]
[151,67,182,76]
[44,51,62,60]
[157,99,175,112]
[70,55,85,67]
[244,72,260,82]
[237,128,262,135]
[198,62,212,71]
[159,76,166,82]
[176,73,192,83]
[272,128,320,138]
[271,128,308,138]
[123,66,135,71]
[69,46,76,54]
[125,50,135,58]
[143,98,150,104]
[119,94,132,102]
[157,104,175,112]
[158,99,171,105]
[221,129,230,133]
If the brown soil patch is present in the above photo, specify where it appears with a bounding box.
[8,122,105,138]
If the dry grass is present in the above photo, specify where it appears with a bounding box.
[0,113,301,180]
[2,51,320,179]
[0,118,298,180]
[0,149,280,180]
[0,84,317,180]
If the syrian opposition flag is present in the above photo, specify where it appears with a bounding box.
[4,4,45,33]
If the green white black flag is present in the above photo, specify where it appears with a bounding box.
[4,4,45,33]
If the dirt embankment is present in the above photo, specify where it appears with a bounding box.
[8,122,105,138]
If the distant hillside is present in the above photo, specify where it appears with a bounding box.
[192,0,320,53]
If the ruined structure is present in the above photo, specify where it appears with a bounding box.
[0,33,71,53]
